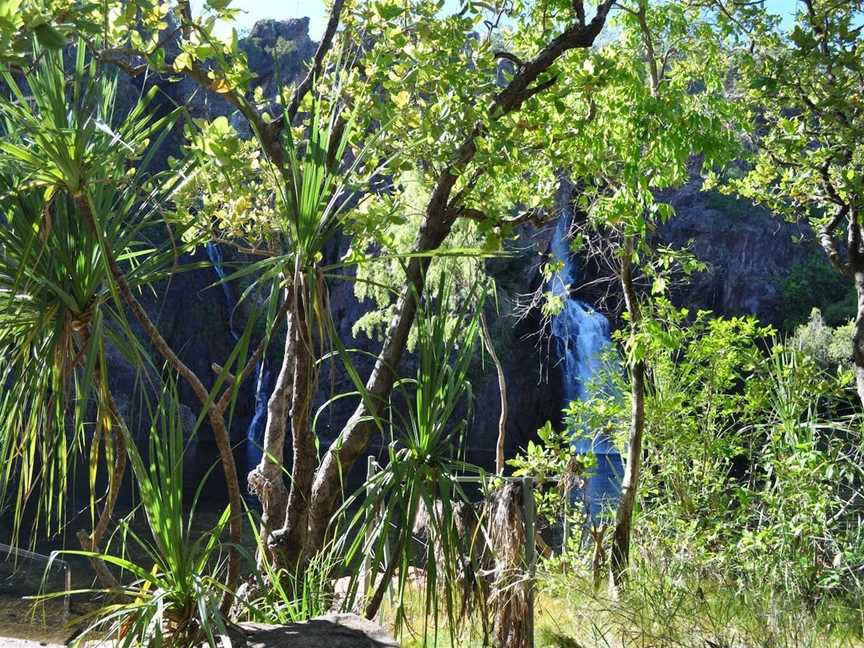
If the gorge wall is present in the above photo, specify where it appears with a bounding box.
[110,17,818,472]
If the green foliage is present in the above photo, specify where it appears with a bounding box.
[569,301,864,606]
[508,421,593,527]
[728,1,864,265]
[703,189,763,220]
[791,308,855,377]
[48,388,231,648]
[336,276,485,644]
[237,515,337,625]
[0,43,184,539]
[538,556,864,648]
[782,255,857,330]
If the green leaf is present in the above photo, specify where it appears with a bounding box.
[33,24,66,49]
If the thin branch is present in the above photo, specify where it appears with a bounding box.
[285,0,347,123]
[494,51,525,68]
[818,206,851,277]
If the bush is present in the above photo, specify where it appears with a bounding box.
[781,254,856,331]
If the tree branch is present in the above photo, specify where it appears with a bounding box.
[285,0,347,123]
[307,0,617,553]
[819,205,852,277]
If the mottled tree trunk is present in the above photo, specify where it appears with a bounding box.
[850,223,864,409]
[273,277,319,567]
[248,288,294,550]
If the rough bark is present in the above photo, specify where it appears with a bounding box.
[853,269,864,408]
[610,236,645,592]
[272,275,320,566]
[305,1,617,553]
[248,290,295,545]
[847,217,864,408]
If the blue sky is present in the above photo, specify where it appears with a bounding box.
[195,0,800,39]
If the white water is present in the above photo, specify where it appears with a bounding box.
[548,214,612,406]
[205,243,271,444]
[548,212,621,519]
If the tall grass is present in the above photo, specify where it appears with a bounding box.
[45,387,232,648]
[333,274,486,645]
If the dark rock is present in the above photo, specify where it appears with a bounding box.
[240,613,400,648]
[658,178,811,327]
[241,18,316,99]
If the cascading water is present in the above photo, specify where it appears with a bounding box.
[206,243,271,445]
[549,216,612,404]
[548,213,623,521]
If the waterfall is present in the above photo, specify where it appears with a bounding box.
[206,243,271,444]
[548,215,612,405]
[548,213,622,521]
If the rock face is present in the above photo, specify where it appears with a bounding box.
[657,178,811,328]
[240,614,400,648]
[105,17,816,470]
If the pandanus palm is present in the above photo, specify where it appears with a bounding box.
[0,44,180,555]
[240,87,380,566]
[336,276,486,643]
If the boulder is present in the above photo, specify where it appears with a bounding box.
[240,613,400,648]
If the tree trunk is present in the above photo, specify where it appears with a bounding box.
[272,274,319,566]
[248,288,294,549]
[610,236,645,593]
[306,212,454,551]
[77,375,127,590]
[850,220,864,409]
[303,5,616,554]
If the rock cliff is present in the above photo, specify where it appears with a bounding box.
[110,18,816,472]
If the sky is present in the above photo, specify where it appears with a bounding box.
[194,0,801,40]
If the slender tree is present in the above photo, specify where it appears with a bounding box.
[730,0,864,406]
[540,0,741,588]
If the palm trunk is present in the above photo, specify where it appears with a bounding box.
[76,192,243,613]
[610,236,644,592]
[248,288,294,549]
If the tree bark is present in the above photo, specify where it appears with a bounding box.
[271,273,320,566]
[847,217,864,408]
[304,2,617,554]
[248,289,294,548]
[610,236,645,593]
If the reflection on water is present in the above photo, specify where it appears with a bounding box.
[0,550,72,642]
[0,439,262,642]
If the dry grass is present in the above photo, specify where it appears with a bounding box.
[381,563,864,648]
